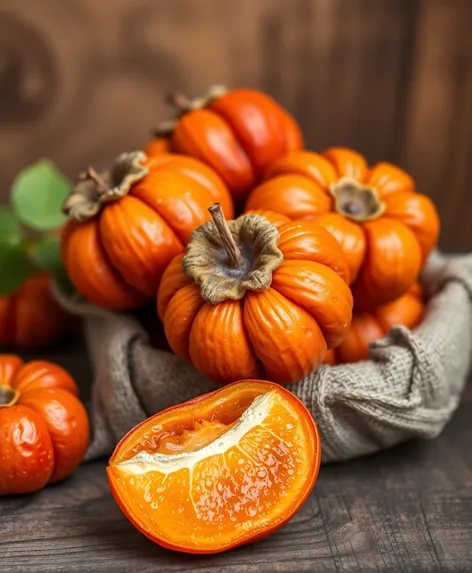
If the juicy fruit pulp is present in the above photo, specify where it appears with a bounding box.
[107,381,320,554]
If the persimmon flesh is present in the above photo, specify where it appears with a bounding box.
[107,380,320,554]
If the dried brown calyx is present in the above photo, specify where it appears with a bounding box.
[62,150,149,222]
[153,85,228,137]
[329,177,386,222]
[182,204,284,304]
[0,386,19,407]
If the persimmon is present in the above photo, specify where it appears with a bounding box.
[0,274,75,349]
[157,205,352,385]
[246,148,440,308]
[146,86,303,201]
[144,137,171,156]
[244,208,291,229]
[325,284,424,365]
[61,151,233,310]
[107,380,320,554]
[0,356,89,494]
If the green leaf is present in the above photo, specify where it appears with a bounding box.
[0,206,23,246]
[0,243,30,295]
[31,235,63,274]
[31,235,76,295]
[11,159,71,231]
[53,266,76,296]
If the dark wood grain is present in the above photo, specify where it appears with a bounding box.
[1,0,472,251]
[1,338,471,572]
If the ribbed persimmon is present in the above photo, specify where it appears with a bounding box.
[246,148,440,308]
[61,152,233,310]
[147,86,303,201]
[0,274,75,349]
[0,356,89,494]
[324,284,424,365]
[158,205,352,385]
[107,380,320,554]
[143,136,171,156]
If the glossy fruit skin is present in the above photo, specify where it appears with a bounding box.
[244,209,291,229]
[0,356,89,494]
[147,89,303,201]
[107,380,321,554]
[0,274,75,349]
[325,284,424,364]
[143,136,171,156]
[61,154,234,310]
[158,212,353,385]
[246,148,440,308]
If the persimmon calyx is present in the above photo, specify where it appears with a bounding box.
[0,385,19,408]
[62,151,149,222]
[329,177,386,222]
[153,85,228,136]
[182,203,284,304]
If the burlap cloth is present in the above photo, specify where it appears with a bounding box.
[55,251,472,464]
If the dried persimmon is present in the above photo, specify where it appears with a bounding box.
[107,380,320,554]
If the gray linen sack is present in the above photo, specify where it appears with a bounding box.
[55,251,472,464]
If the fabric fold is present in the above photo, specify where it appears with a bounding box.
[54,251,472,463]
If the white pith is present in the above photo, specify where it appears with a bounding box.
[115,391,277,476]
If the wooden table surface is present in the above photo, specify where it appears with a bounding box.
[1,337,472,573]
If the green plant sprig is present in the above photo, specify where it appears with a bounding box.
[0,159,74,296]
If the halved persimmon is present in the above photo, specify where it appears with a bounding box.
[107,380,320,554]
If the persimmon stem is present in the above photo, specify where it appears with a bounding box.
[165,91,193,111]
[208,203,244,268]
[78,166,110,195]
[0,385,19,408]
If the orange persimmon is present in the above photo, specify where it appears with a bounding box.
[0,356,89,494]
[61,152,233,310]
[0,274,75,349]
[324,284,424,365]
[107,380,320,554]
[146,86,303,201]
[144,137,171,156]
[246,148,440,308]
[157,205,352,385]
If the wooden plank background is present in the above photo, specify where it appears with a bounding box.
[0,0,471,250]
